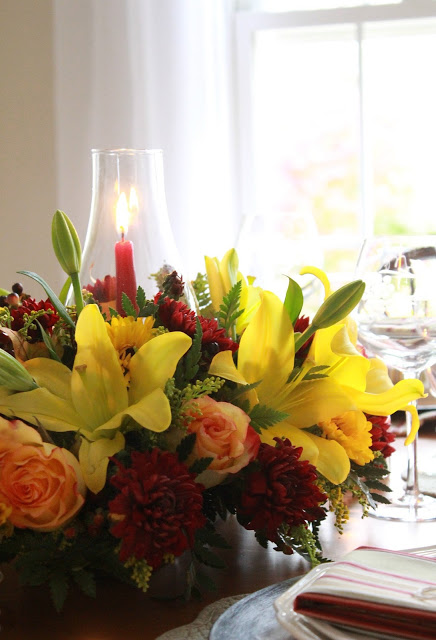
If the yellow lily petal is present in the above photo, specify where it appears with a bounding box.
[79,430,125,494]
[128,332,192,404]
[237,278,262,334]
[309,325,370,391]
[365,357,394,393]
[205,256,225,310]
[24,358,73,402]
[260,422,319,465]
[0,387,83,432]
[304,431,351,484]
[209,350,249,385]
[342,378,425,416]
[275,378,356,429]
[404,404,421,445]
[72,304,128,430]
[300,266,331,299]
[95,388,172,435]
[219,248,239,293]
[238,291,295,402]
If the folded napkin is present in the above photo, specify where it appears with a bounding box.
[293,547,436,640]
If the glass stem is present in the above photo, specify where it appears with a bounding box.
[402,369,421,502]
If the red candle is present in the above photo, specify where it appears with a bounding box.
[115,233,137,315]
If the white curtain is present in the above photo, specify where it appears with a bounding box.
[54,0,239,279]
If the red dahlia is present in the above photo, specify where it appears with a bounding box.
[366,413,396,458]
[108,449,206,568]
[10,298,59,342]
[238,438,326,544]
[155,294,238,354]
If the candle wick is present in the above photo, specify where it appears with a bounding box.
[120,228,125,241]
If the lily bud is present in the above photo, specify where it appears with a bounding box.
[205,249,240,311]
[0,350,38,391]
[311,280,365,329]
[52,210,82,276]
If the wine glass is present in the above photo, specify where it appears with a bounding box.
[355,236,436,522]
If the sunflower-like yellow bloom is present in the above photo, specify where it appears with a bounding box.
[0,305,191,494]
[210,290,425,484]
[318,411,374,466]
[106,315,155,386]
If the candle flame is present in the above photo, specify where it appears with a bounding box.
[116,192,129,237]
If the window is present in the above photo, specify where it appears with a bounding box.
[235,1,436,297]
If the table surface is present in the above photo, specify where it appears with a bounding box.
[2,427,436,640]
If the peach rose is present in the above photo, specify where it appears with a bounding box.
[187,396,260,487]
[0,417,86,531]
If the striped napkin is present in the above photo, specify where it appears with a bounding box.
[293,547,436,640]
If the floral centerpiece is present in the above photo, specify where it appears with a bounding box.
[0,211,425,611]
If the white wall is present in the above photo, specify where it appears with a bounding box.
[0,0,63,296]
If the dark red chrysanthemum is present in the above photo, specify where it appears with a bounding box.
[294,315,313,359]
[10,298,59,342]
[237,438,326,544]
[85,275,117,303]
[108,449,206,568]
[366,413,396,458]
[155,294,238,355]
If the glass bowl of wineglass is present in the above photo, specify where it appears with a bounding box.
[355,235,436,521]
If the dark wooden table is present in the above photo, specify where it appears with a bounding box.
[2,429,436,640]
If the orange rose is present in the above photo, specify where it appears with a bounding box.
[187,396,260,487]
[0,417,85,531]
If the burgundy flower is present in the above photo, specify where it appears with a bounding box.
[238,438,326,544]
[108,449,206,568]
[366,413,396,458]
[85,275,116,303]
[294,315,313,359]
[155,294,238,355]
[10,298,59,342]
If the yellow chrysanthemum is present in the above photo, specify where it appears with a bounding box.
[318,411,374,466]
[0,502,12,526]
[106,316,155,385]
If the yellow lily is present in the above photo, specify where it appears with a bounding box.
[210,291,425,484]
[205,248,261,334]
[0,304,191,493]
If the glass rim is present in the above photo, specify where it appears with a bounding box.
[91,148,163,156]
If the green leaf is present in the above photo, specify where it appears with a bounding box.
[196,527,231,549]
[194,545,226,569]
[36,320,62,362]
[254,530,269,549]
[348,472,377,510]
[122,293,137,318]
[18,271,75,329]
[183,319,202,381]
[303,365,329,381]
[226,379,261,402]
[218,280,243,334]
[189,457,214,474]
[195,569,218,592]
[72,568,96,598]
[283,276,303,324]
[49,571,69,613]
[176,432,197,462]
[58,276,72,305]
[249,404,288,432]
[364,479,392,492]
[109,306,118,318]
[136,285,146,311]
[372,493,392,505]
